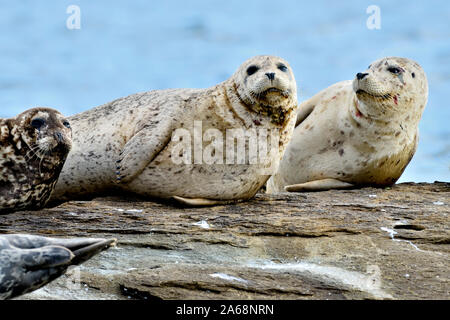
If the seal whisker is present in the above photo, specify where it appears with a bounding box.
[24,143,42,160]
[24,145,43,161]
[38,149,50,175]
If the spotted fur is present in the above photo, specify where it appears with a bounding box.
[0,108,72,213]
[0,234,115,299]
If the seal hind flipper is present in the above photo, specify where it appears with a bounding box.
[171,195,238,207]
[285,179,354,192]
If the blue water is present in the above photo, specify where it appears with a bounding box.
[0,0,449,182]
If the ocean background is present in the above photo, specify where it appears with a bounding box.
[0,0,448,182]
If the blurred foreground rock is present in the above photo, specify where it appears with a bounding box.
[1,182,448,300]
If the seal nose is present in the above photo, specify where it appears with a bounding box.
[265,73,275,81]
[356,72,368,80]
[54,132,64,143]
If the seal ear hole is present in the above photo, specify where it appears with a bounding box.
[277,64,288,72]
[246,65,259,76]
[31,118,45,130]
[411,72,415,78]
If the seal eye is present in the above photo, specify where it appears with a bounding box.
[31,118,45,130]
[277,64,288,72]
[388,67,402,74]
[411,72,415,78]
[63,121,71,129]
[246,65,259,76]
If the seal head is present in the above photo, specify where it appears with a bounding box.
[233,55,297,125]
[353,57,428,121]
[0,108,72,213]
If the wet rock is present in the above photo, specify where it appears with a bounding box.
[1,182,448,300]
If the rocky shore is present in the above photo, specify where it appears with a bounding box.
[1,182,448,300]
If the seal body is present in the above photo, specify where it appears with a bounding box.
[267,57,428,193]
[0,234,115,300]
[0,108,72,213]
[52,55,298,205]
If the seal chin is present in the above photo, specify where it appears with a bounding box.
[37,139,71,158]
[49,140,72,155]
[262,87,284,94]
[355,89,369,96]
[254,87,291,106]
[54,142,72,153]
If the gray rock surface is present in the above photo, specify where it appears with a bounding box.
[1,182,448,300]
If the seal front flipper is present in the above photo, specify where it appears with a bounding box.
[295,81,351,127]
[295,88,330,127]
[116,122,174,183]
[171,195,239,207]
[285,178,354,192]
[295,99,316,127]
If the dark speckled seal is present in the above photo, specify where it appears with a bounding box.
[0,234,116,299]
[0,108,72,213]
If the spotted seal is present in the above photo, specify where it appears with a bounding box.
[0,108,72,213]
[267,57,428,193]
[0,234,116,299]
[52,55,298,206]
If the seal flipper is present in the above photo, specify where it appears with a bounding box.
[116,123,173,183]
[20,246,74,269]
[296,100,315,127]
[296,81,349,127]
[0,235,116,300]
[171,195,238,207]
[46,237,117,265]
[70,239,116,265]
[295,90,328,126]
[285,178,354,192]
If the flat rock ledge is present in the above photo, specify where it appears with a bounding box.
[1,182,448,300]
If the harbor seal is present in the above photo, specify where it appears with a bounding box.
[267,57,428,193]
[51,55,298,206]
[0,108,72,213]
[0,234,116,299]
